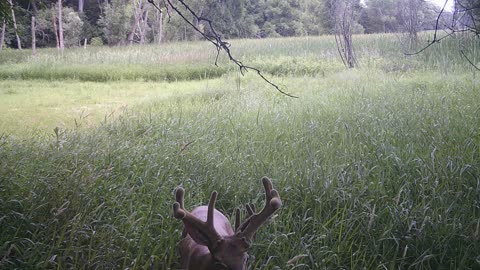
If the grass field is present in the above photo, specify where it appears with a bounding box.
[1,33,479,269]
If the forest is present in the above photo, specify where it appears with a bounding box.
[0,0,457,49]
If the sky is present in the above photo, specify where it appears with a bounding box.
[360,0,455,12]
[428,0,454,12]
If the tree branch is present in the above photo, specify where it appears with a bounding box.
[405,0,448,56]
[461,50,480,71]
[147,0,298,98]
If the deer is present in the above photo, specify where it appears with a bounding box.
[172,176,282,270]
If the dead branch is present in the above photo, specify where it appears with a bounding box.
[405,0,449,56]
[404,0,480,72]
[461,50,480,71]
[147,0,298,98]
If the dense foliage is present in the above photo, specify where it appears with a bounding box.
[1,0,450,48]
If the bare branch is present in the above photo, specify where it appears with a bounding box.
[148,0,298,98]
[405,0,449,56]
[404,0,480,74]
[461,50,480,71]
[331,0,358,68]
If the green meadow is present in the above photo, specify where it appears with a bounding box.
[0,33,479,269]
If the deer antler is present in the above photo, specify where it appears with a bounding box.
[236,177,282,243]
[173,188,221,245]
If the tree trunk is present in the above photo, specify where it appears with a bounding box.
[192,6,205,40]
[32,16,36,55]
[127,19,139,45]
[31,1,38,55]
[404,0,419,50]
[332,0,357,69]
[139,9,148,44]
[344,31,355,68]
[51,4,60,49]
[78,0,84,13]
[128,0,143,45]
[155,9,163,44]
[58,0,65,50]
[8,0,22,49]
[0,21,5,51]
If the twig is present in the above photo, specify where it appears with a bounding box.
[149,0,298,98]
[460,50,480,71]
[405,0,448,56]
[404,0,480,74]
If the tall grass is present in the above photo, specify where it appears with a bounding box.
[0,33,479,269]
[1,33,477,82]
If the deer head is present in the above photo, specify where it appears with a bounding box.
[173,177,282,270]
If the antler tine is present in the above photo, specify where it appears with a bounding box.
[207,191,218,229]
[176,187,185,208]
[235,203,256,233]
[236,177,282,242]
[234,207,241,231]
[246,203,255,216]
[173,187,186,219]
[172,188,221,243]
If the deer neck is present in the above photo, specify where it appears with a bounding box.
[180,235,214,269]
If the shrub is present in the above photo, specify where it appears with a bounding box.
[90,37,104,46]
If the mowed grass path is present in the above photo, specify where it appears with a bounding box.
[1,34,480,269]
[0,79,224,136]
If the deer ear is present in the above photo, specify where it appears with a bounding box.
[184,222,210,246]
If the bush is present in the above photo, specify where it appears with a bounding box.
[90,37,104,46]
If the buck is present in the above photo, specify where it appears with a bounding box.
[173,176,282,270]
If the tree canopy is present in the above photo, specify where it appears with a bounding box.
[0,0,458,48]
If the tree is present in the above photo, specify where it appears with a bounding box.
[201,0,248,38]
[300,0,326,36]
[360,0,398,33]
[444,0,480,71]
[127,0,142,45]
[63,7,84,46]
[34,4,83,48]
[403,0,479,72]
[243,0,314,38]
[58,0,65,50]
[329,0,362,68]
[154,0,298,97]
[0,21,5,50]
[0,1,10,23]
[127,0,152,45]
[398,0,424,50]
[454,0,480,33]
[98,0,132,45]
[78,0,84,14]
[78,0,102,45]
[51,2,60,49]
[32,14,36,54]
[31,1,39,55]
[7,0,21,49]
[153,6,163,43]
